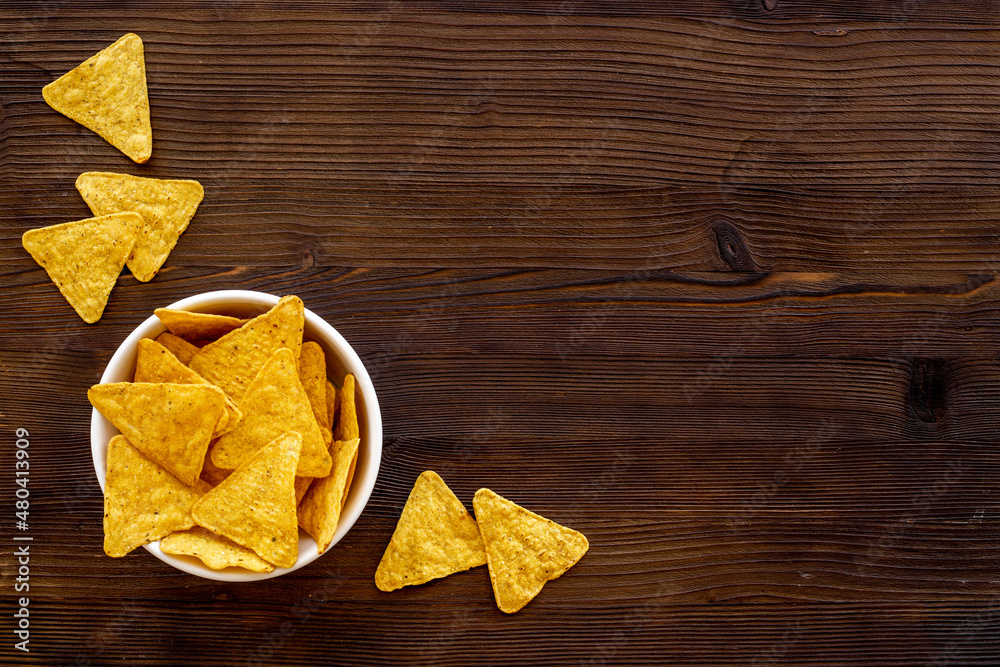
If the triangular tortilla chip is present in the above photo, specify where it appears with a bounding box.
[156,332,200,365]
[42,33,152,163]
[189,296,304,402]
[299,341,329,429]
[160,526,274,573]
[154,308,247,340]
[200,450,232,487]
[325,379,338,434]
[291,428,334,508]
[292,428,334,507]
[473,488,589,614]
[135,338,242,437]
[22,212,142,323]
[298,437,360,554]
[210,348,332,477]
[374,471,486,592]
[192,431,301,568]
[334,373,359,441]
[294,476,313,505]
[76,171,204,282]
[341,449,358,512]
[88,382,227,486]
[103,435,210,557]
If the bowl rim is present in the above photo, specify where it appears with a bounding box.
[90,289,382,582]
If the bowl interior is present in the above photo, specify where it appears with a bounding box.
[91,290,382,582]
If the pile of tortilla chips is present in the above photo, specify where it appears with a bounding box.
[375,471,589,613]
[91,295,363,572]
[24,34,205,323]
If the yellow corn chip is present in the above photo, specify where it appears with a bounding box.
[293,425,333,507]
[316,373,356,511]
[299,341,329,429]
[341,449,358,512]
[212,404,230,436]
[134,338,242,438]
[473,488,589,614]
[154,308,247,340]
[210,348,332,477]
[76,172,204,282]
[293,438,331,508]
[160,526,274,573]
[88,382,227,486]
[192,431,302,569]
[325,379,338,434]
[291,428,333,508]
[334,374,359,441]
[294,476,313,505]
[200,450,232,487]
[189,295,304,402]
[156,332,199,365]
[22,212,142,323]
[374,471,486,592]
[103,435,210,557]
[42,33,152,163]
[298,437,360,554]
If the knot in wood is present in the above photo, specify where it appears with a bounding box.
[712,219,756,272]
[908,358,948,423]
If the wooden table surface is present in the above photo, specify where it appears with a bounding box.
[4,2,1000,664]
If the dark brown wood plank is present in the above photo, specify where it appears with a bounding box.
[7,15,1000,191]
[4,266,1000,358]
[13,599,1000,666]
[5,12,1000,271]
[9,182,1000,271]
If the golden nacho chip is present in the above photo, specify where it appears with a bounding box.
[294,476,313,505]
[210,348,332,477]
[298,437,360,554]
[325,379,338,434]
[21,212,142,323]
[76,172,205,282]
[473,488,589,614]
[189,296,305,402]
[374,471,486,592]
[89,382,227,486]
[135,338,242,438]
[291,428,335,507]
[160,526,274,573]
[341,449,358,512]
[154,308,247,340]
[200,450,232,487]
[293,421,334,508]
[299,341,329,429]
[192,431,302,568]
[212,404,230,436]
[103,435,210,557]
[156,332,200,365]
[334,373,359,441]
[42,33,152,163]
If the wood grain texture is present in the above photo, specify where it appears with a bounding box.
[3,2,1000,665]
[5,11,1000,271]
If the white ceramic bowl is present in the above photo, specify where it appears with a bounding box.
[91,290,382,581]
